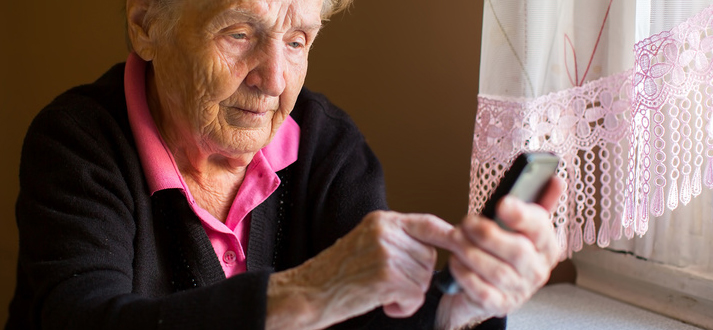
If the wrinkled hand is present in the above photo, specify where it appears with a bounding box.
[434,177,565,330]
[266,210,453,330]
[266,177,565,330]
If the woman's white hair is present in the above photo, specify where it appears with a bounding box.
[321,0,353,20]
[126,0,353,50]
[145,0,352,26]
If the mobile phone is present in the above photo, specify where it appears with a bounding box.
[434,152,560,294]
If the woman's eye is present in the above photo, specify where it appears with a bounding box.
[288,41,304,48]
[230,33,247,40]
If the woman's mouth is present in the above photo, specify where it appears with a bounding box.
[224,106,272,128]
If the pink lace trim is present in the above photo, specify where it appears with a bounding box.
[471,5,713,259]
[628,5,713,239]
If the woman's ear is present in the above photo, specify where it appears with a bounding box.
[126,0,156,61]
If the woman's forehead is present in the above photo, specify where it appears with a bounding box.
[181,0,323,25]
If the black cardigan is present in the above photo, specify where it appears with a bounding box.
[8,63,504,329]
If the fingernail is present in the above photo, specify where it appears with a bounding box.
[499,196,522,217]
[501,195,517,208]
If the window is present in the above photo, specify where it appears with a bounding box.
[473,1,713,327]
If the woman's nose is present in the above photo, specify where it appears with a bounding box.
[244,41,287,97]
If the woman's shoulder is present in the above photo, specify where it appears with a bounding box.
[27,63,131,142]
[291,87,363,137]
[22,62,139,176]
[34,63,126,121]
[288,87,380,175]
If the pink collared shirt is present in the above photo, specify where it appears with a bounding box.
[124,53,300,278]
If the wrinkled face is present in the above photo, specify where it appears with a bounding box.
[148,0,322,160]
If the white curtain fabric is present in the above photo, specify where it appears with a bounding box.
[472,0,713,271]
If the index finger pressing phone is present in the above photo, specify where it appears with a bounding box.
[434,152,560,294]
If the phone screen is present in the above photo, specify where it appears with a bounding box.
[509,154,560,202]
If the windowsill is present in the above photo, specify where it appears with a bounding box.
[508,283,703,329]
[572,246,713,329]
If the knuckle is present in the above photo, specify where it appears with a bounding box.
[364,210,396,228]
[364,211,384,226]
[366,216,391,237]
[498,297,518,316]
[461,247,479,267]
[368,209,389,218]
[447,227,463,246]
[460,216,480,234]
[491,264,511,285]
[480,290,505,314]
[465,219,494,241]
[360,217,379,236]
[424,246,438,267]
[478,221,497,236]
[368,236,392,266]
[509,243,530,266]
[472,284,492,303]
[547,245,563,267]
[532,264,551,286]
[376,237,393,258]
[544,245,560,263]
[461,215,479,229]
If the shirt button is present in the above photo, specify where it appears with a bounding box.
[223,250,237,264]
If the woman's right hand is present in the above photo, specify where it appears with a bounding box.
[265,210,453,330]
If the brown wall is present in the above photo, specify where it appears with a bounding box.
[0,0,485,324]
[1,1,130,325]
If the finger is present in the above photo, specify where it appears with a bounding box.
[447,229,523,292]
[395,214,442,272]
[496,197,560,267]
[400,213,458,252]
[447,255,503,313]
[460,217,551,285]
[362,211,439,292]
[536,176,566,212]
[386,240,437,292]
[379,259,428,318]
[377,267,428,319]
[363,211,438,274]
[376,254,431,318]
[383,291,425,318]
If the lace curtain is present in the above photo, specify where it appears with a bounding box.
[471,0,713,270]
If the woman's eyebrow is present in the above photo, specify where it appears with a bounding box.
[211,7,322,33]
[301,23,323,33]
[224,7,261,22]
[206,8,259,30]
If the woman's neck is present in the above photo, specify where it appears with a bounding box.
[180,160,247,222]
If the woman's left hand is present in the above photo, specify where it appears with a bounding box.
[433,177,565,330]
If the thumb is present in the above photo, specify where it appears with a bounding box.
[383,292,425,318]
[401,213,457,252]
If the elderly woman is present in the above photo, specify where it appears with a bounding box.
[7,0,564,329]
